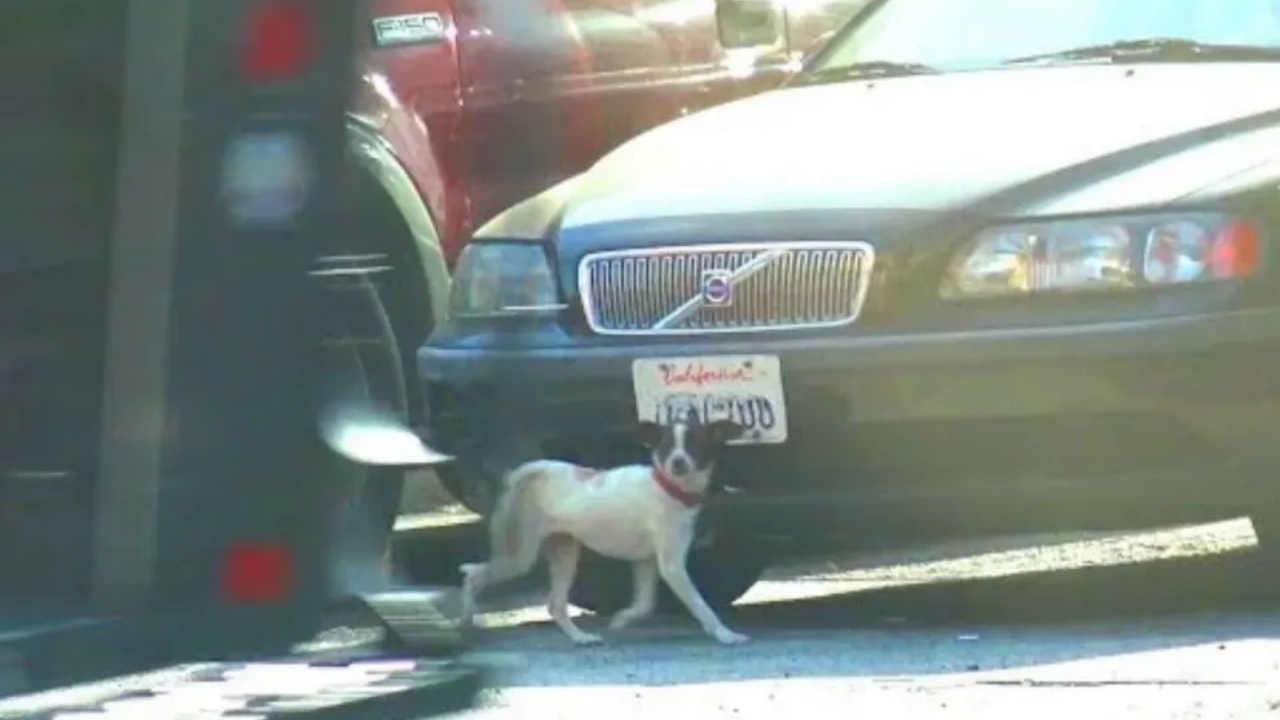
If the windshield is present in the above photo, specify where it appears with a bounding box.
[809,0,1280,73]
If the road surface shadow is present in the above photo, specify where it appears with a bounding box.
[395,516,1274,627]
[393,504,1280,688]
[462,545,1280,689]
[454,541,1275,638]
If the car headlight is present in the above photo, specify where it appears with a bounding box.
[941,212,1261,299]
[448,242,561,317]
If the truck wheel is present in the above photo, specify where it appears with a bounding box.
[569,518,768,616]
[436,461,499,517]
[329,165,440,574]
[317,271,410,588]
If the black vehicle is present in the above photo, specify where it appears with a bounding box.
[420,0,1280,613]
[0,0,483,713]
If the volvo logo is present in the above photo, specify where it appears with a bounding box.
[701,268,734,306]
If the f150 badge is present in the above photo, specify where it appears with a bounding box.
[371,13,446,48]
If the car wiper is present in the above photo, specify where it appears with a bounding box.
[1006,37,1280,65]
[793,60,938,86]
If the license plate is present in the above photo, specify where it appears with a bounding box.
[632,355,787,444]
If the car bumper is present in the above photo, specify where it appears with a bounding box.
[419,307,1280,541]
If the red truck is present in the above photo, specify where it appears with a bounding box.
[353,0,864,263]
[345,0,865,516]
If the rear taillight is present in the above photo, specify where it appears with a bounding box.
[221,543,295,603]
[240,0,313,82]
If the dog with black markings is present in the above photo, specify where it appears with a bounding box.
[458,410,749,645]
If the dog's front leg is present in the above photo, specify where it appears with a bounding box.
[655,524,749,645]
[544,535,603,646]
[609,559,658,631]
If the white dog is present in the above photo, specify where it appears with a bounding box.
[457,411,749,645]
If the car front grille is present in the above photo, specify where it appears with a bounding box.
[577,241,874,335]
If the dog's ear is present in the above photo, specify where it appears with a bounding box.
[707,419,746,445]
[636,421,665,449]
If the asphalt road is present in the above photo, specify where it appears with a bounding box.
[424,517,1280,720]
[4,515,1278,718]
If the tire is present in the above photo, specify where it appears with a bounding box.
[326,165,438,577]
[318,272,411,588]
[568,514,768,616]
[349,272,413,559]
[436,458,500,517]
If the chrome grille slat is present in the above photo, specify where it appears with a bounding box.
[578,241,875,336]
[796,252,810,318]
[778,251,794,322]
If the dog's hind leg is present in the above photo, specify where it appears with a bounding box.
[458,551,541,626]
[458,466,547,625]
[544,534,602,645]
[458,532,544,626]
[608,558,658,631]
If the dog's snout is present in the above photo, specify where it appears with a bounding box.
[669,456,691,475]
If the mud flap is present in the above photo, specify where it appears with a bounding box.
[355,590,467,657]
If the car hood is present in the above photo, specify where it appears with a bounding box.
[530,63,1280,232]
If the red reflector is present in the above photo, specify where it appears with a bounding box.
[240,1,313,82]
[221,543,295,603]
[1211,221,1261,279]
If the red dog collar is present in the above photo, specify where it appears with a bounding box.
[652,464,703,508]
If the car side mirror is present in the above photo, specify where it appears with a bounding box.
[715,0,783,50]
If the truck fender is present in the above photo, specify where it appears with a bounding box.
[305,123,455,540]
[345,116,452,330]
